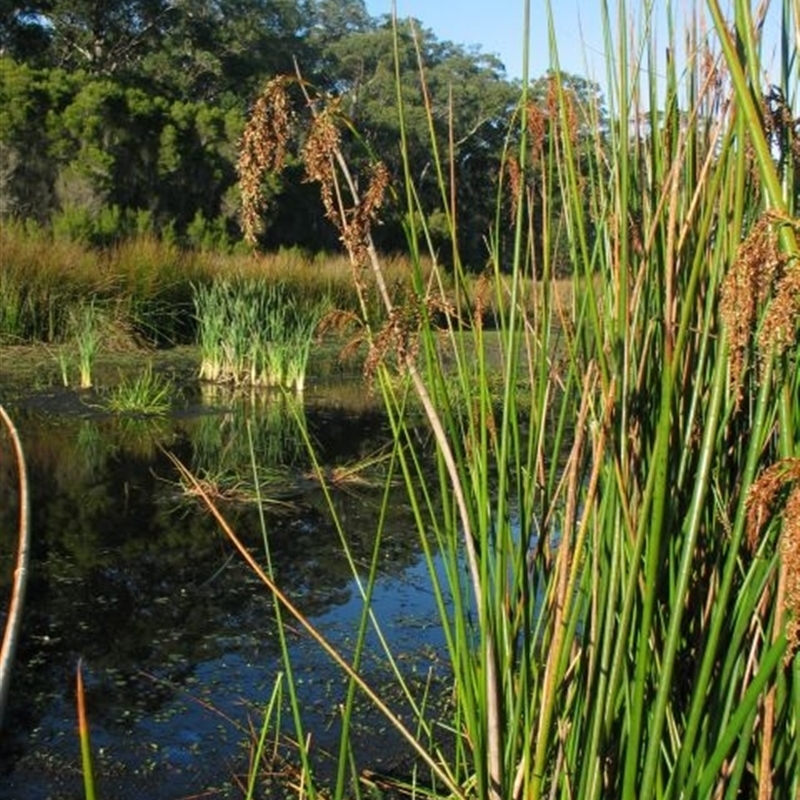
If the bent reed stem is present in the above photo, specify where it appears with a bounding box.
[0,403,31,733]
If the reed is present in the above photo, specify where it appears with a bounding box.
[69,301,102,389]
[193,278,326,390]
[185,1,800,798]
[75,660,97,800]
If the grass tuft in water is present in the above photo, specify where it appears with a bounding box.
[69,301,102,389]
[103,363,173,415]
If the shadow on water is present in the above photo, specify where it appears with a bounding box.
[0,375,450,799]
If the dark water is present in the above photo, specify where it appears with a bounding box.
[0,375,452,799]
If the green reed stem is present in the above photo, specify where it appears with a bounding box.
[245,423,318,800]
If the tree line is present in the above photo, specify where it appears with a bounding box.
[0,0,605,269]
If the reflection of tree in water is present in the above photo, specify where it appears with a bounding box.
[0,399,440,771]
[190,385,307,475]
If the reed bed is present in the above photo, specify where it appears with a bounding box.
[170,1,800,799]
[1,220,525,352]
[193,278,326,390]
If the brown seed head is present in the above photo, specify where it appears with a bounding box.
[527,100,547,161]
[758,213,799,360]
[302,104,342,224]
[506,155,522,226]
[340,161,389,266]
[747,459,800,658]
[782,486,800,657]
[238,76,295,245]
[720,217,785,405]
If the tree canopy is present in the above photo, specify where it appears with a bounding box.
[0,0,606,269]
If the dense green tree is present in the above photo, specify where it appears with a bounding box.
[0,0,606,267]
[28,0,171,74]
[140,0,313,103]
[0,56,244,238]
[155,99,243,229]
[0,1,52,62]
[0,59,73,219]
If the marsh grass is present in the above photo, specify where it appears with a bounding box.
[69,301,102,389]
[2,220,522,350]
[102,363,174,415]
[193,278,326,390]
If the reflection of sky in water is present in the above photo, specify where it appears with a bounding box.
[2,552,455,800]
[0,395,456,800]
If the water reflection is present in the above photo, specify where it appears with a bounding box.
[0,382,444,799]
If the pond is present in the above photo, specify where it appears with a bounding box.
[0,350,453,799]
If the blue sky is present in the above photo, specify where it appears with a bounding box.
[363,1,792,101]
[363,0,606,82]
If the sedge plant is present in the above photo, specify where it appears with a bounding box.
[177,1,800,798]
[102,362,173,415]
[193,279,324,390]
[69,300,102,389]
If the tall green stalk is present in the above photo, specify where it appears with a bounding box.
[205,2,800,797]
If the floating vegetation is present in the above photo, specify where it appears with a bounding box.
[303,448,396,493]
[175,465,298,510]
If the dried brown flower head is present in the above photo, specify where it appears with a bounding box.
[472,271,492,331]
[746,459,800,551]
[301,104,389,267]
[506,155,522,226]
[364,305,422,383]
[782,486,800,656]
[339,161,389,267]
[758,213,800,359]
[302,104,342,224]
[720,216,787,405]
[527,100,547,161]
[238,76,295,245]
[746,458,800,656]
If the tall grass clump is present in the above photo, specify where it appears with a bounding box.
[102,362,173,415]
[0,223,97,342]
[69,301,102,389]
[173,2,799,799]
[193,278,324,391]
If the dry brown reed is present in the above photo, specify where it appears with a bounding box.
[238,76,295,244]
[746,457,800,656]
[720,215,786,404]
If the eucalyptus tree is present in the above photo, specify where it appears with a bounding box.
[303,15,517,267]
[0,0,52,62]
[140,0,314,103]
[14,0,172,74]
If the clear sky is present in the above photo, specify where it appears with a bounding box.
[363,1,791,100]
[363,0,606,82]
